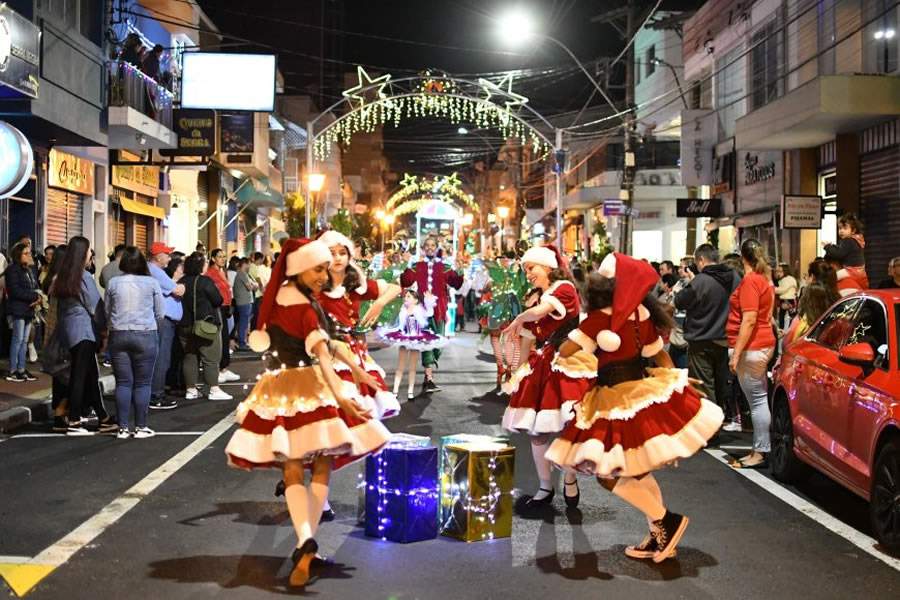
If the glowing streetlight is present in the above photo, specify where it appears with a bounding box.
[305,173,326,236]
[308,173,326,192]
[375,209,386,220]
[496,206,510,220]
[496,9,535,47]
[384,214,396,225]
[457,127,469,135]
[462,212,474,226]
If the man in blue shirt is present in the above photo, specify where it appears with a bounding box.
[148,242,185,410]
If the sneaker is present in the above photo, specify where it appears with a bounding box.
[150,398,179,410]
[116,430,131,440]
[21,370,37,381]
[27,343,38,363]
[651,511,690,563]
[66,424,91,436]
[208,386,233,401]
[6,371,25,382]
[422,379,441,393]
[722,421,742,432]
[134,427,156,439]
[218,369,240,383]
[102,360,112,368]
[52,416,68,433]
[625,532,678,559]
[184,388,201,400]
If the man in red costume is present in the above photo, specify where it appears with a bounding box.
[400,235,464,394]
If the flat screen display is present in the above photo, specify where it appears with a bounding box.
[181,53,276,112]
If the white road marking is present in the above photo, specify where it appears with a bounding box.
[705,448,900,572]
[718,444,752,451]
[0,557,30,564]
[5,432,207,439]
[29,411,235,568]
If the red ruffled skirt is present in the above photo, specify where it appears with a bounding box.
[546,368,723,477]
[333,338,400,420]
[501,344,597,435]
[225,364,391,472]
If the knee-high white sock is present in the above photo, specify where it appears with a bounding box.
[531,439,553,500]
[307,480,330,537]
[284,483,313,545]
[612,476,666,522]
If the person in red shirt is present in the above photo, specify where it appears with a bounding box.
[726,239,776,469]
[206,249,239,383]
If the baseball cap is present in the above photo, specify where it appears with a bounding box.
[150,241,175,256]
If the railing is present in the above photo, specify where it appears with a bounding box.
[108,60,174,130]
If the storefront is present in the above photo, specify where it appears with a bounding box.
[45,150,95,247]
[734,149,784,260]
[859,121,900,280]
[109,162,165,253]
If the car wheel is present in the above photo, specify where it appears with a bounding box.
[870,439,900,554]
[770,396,808,483]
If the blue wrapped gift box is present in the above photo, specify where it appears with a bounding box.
[364,439,439,543]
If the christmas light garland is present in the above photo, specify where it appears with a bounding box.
[386,172,479,215]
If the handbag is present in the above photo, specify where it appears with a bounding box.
[191,279,219,341]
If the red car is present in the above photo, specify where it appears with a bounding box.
[772,289,900,553]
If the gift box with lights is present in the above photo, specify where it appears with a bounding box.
[363,435,439,543]
[440,441,515,542]
[438,433,508,476]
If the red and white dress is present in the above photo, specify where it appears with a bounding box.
[225,286,391,471]
[501,281,597,435]
[546,305,723,477]
[319,280,400,420]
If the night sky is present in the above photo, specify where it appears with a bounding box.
[197,1,701,171]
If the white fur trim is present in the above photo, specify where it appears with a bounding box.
[248,329,271,352]
[838,288,857,297]
[542,294,567,320]
[598,253,616,278]
[501,362,534,395]
[836,268,849,281]
[522,246,558,269]
[501,401,578,435]
[276,284,310,306]
[550,357,598,379]
[323,286,346,299]
[319,230,355,254]
[545,399,724,477]
[351,263,368,294]
[596,330,622,352]
[286,239,332,276]
[305,328,330,357]
[641,336,664,357]
[568,329,597,353]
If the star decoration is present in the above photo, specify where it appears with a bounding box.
[477,74,529,113]
[400,173,418,190]
[342,66,392,109]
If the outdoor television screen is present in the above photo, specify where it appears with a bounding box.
[181,53,276,112]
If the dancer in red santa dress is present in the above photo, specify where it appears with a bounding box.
[546,253,724,562]
[399,235,463,395]
[225,238,391,588]
[501,245,597,515]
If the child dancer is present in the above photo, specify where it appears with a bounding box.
[479,254,528,393]
[225,239,391,588]
[824,212,868,295]
[546,253,723,562]
[377,289,447,401]
[501,245,597,515]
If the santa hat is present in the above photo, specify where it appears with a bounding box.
[248,238,331,352]
[318,229,367,293]
[593,253,660,352]
[521,244,564,270]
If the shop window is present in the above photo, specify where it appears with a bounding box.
[689,70,712,109]
[715,46,745,140]
[750,20,783,111]
[645,45,656,78]
[864,0,899,74]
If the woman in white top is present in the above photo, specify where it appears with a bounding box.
[774,263,798,333]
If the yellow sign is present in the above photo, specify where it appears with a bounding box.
[111,165,160,198]
[48,150,94,195]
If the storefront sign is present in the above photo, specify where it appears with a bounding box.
[0,6,40,98]
[744,153,777,185]
[160,109,216,156]
[219,112,254,154]
[677,198,722,218]
[781,195,822,229]
[680,110,718,187]
[111,164,160,197]
[0,121,32,199]
[602,199,624,216]
[712,151,735,194]
[822,172,837,198]
[49,150,94,195]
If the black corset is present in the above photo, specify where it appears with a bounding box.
[265,325,314,370]
[596,357,647,387]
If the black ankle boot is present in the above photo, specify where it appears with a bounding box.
[274,479,285,497]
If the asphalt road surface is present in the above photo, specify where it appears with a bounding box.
[2,333,899,599]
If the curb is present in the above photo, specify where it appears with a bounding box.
[0,396,52,433]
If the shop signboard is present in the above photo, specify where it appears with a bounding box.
[781,195,822,229]
[48,150,94,195]
[0,121,32,199]
[160,109,216,156]
[0,5,40,99]
[112,164,161,197]
[677,198,722,218]
[680,110,718,187]
[602,199,624,216]
[219,112,254,154]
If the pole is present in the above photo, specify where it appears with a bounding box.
[306,120,314,237]
[555,127,564,249]
[621,0,636,255]
[663,61,689,110]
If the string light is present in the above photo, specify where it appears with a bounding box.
[385,172,479,216]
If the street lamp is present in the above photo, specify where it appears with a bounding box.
[497,205,510,252]
[651,58,689,110]
[306,173,325,237]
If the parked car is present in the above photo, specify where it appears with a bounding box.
[772,289,900,553]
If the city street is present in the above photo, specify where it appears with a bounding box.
[2,334,899,599]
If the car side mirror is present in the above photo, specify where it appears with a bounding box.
[839,342,876,372]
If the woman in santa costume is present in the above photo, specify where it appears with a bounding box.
[546,253,723,562]
[225,238,391,588]
[501,245,597,515]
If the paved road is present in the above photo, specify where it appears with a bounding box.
[2,333,899,599]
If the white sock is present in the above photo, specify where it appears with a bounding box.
[531,439,553,500]
[307,480,330,537]
[322,498,331,512]
[284,483,313,545]
[612,476,666,522]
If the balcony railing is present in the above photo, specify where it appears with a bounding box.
[108,60,174,130]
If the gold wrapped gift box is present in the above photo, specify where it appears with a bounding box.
[440,442,515,542]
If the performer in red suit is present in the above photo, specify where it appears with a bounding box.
[400,235,463,395]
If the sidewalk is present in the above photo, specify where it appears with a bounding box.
[0,358,53,433]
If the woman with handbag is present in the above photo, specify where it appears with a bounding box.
[50,236,116,436]
[179,252,232,402]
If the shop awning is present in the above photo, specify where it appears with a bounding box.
[120,196,167,220]
[234,177,284,209]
